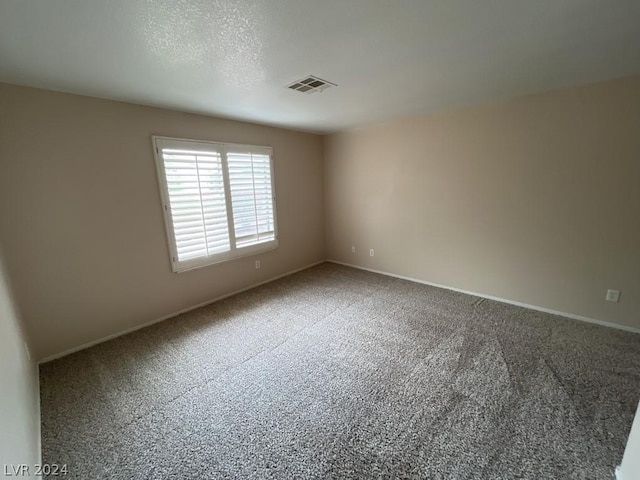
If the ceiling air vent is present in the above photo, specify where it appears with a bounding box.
[286,75,336,94]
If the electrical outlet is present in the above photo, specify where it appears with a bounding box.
[369,249,374,257]
[255,260,261,269]
[605,289,620,302]
[351,246,356,253]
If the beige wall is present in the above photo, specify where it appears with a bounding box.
[0,250,40,474]
[324,76,640,330]
[2,76,639,361]
[0,84,325,360]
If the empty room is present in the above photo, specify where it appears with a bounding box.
[2,0,640,479]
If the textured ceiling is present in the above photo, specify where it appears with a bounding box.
[1,0,640,133]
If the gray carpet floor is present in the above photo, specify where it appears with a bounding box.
[40,263,640,479]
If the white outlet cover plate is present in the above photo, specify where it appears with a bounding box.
[606,289,620,302]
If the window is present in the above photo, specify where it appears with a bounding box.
[152,136,277,272]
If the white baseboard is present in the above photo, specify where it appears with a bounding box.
[327,259,640,335]
[39,258,639,364]
[38,260,325,364]
[615,466,623,480]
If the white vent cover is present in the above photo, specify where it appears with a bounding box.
[286,75,336,94]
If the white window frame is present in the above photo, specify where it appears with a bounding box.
[152,136,278,272]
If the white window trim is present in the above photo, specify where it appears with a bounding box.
[152,136,279,273]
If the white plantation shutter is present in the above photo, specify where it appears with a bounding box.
[162,149,230,261]
[227,151,275,248]
[153,137,278,272]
